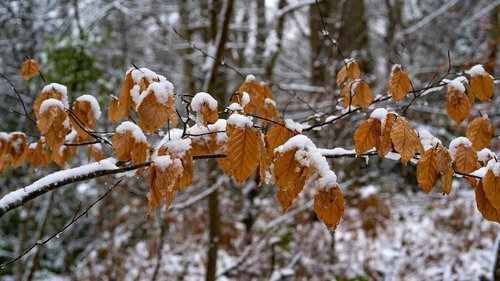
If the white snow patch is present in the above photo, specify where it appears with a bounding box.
[241,92,250,107]
[419,130,441,151]
[115,121,147,143]
[370,108,388,121]
[359,185,378,198]
[486,159,500,177]
[448,137,472,160]
[39,98,65,114]
[41,83,68,107]
[245,74,256,82]
[137,81,174,108]
[76,94,101,120]
[0,158,118,210]
[284,119,302,133]
[466,64,486,77]
[446,77,466,93]
[264,98,276,106]
[227,113,253,129]
[478,148,495,162]
[227,103,244,112]
[191,92,218,112]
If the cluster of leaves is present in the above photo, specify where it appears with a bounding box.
[352,63,499,223]
[1,57,498,231]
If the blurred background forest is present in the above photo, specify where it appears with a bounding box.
[0,0,500,280]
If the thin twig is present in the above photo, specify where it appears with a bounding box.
[0,73,37,126]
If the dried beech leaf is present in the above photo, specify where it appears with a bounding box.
[266,123,295,156]
[337,61,361,86]
[469,74,494,101]
[20,59,39,81]
[107,97,121,125]
[276,163,314,213]
[70,100,96,139]
[390,117,422,164]
[314,186,344,229]
[237,78,265,114]
[441,169,454,195]
[8,133,28,168]
[388,70,411,102]
[417,148,439,193]
[475,181,500,222]
[200,103,219,126]
[258,138,271,187]
[175,151,194,190]
[466,117,494,150]
[37,104,70,158]
[118,71,135,120]
[131,141,150,165]
[137,89,175,133]
[452,144,480,186]
[33,87,66,120]
[352,81,372,110]
[259,99,280,128]
[483,170,500,209]
[436,144,453,194]
[446,86,470,125]
[378,113,397,157]
[111,132,135,161]
[226,127,261,184]
[54,145,71,167]
[354,118,381,155]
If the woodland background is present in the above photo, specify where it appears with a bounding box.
[0,0,500,280]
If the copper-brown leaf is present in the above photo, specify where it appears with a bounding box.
[390,117,422,164]
[70,99,96,139]
[314,186,345,229]
[336,61,361,86]
[175,151,194,190]
[226,127,261,184]
[475,181,500,222]
[266,123,295,156]
[258,138,271,187]
[276,158,314,212]
[20,59,39,81]
[37,102,70,157]
[8,133,28,168]
[466,117,494,150]
[483,170,500,210]
[237,77,265,114]
[107,96,121,125]
[446,86,470,125]
[388,70,411,102]
[118,71,135,120]
[352,81,372,110]
[354,118,381,155]
[436,144,453,194]
[137,88,175,133]
[469,74,494,101]
[452,144,480,186]
[33,85,66,120]
[378,113,397,157]
[417,148,439,193]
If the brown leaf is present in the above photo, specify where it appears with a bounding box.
[107,97,121,125]
[441,169,454,195]
[175,151,194,190]
[417,148,439,193]
[436,144,453,194]
[475,181,500,222]
[70,99,96,139]
[483,170,500,210]
[388,70,411,102]
[354,118,381,155]
[314,186,345,229]
[236,77,265,114]
[258,138,271,187]
[8,133,28,168]
[452,144,480,186]
[266,123,295,156]
[352,81,372,110]
[378,113,397,157]
[446,86,470,125]
[276,157,315,212]
[33,86,66,120]
[337,61,361,86]
[20,59,39,81]
[226,126,261,184]
[466,117,494,150]
[469,74,494,101]
[390,117,422,164]
[54,145,71,167]
[37,102,70,158]
[201,103,219,126]
[118,71,135,120]
[259,99,280,128]
[147,159,180,214]
[137,86,175,133]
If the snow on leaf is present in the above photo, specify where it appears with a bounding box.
[354,118,381,155]
[33,83,68,120]
[20,59,39,81]
[136,82,175,133]
[37,100,70,158]
[446,85,470,125]
[266,122,295,156]
[112,121,149,164]
[8,133,28,168]
[390,117,422,165]
[70,96,99,139]
[314,185,344,230]
[235,77,265,114]
[466,116,494,151]
[191,92,219,126]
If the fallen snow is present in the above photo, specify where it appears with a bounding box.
[466,64,486,77]
[42,83,68,108]
[227,113,253,129]
[284,119,302,133]
[137,81,174,107]
[115,121,147,143]
[241,92,250,108]
[370,108,388,121]
[245,74,256,82]
[191,92,218,112]
[448,137,472,160]
[419,130,441,151]
[39,98,65,115]
[0,158,118,211]
[446,77,466,93]
[76,94,102,120]
[477,148,495,162]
